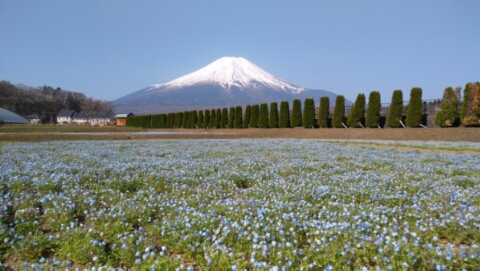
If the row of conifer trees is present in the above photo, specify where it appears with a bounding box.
[434,82,480,127]
[126,82,480,128]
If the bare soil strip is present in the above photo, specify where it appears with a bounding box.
[1,127,479,143]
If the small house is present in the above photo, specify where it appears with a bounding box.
[91,111,115,126]
[73,111,88,124]
[56,110,76,124]
[26,113,40,124]
[115,113,134,126]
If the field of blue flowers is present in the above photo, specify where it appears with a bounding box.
[1,139,479,270]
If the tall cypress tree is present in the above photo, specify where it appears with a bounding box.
[250,104,259,128]
[235,106,243,128]
[405,87,423,127]
[228,107,235,128]
[365,91,381,128]
[302,98,315,128]
[259,103,269,128]
[221,108,228,128]
[347,93,366,128]
[461,83,472,123]
[164,114,168,128]
[165,114,170,128]
[290,99,302,127]
[461,82,480,127]
[434,87,460,127]
[318,97,329,128]
[203,110,210,128]
[279,101,290,128]
[182,111,189,128]
[157,115,162,128]
[154,115,160,128]
[243,105,252,128]
[215,109,221,128]
[198,110,204,128]
[269,102,278,128]
[332,95,345,128]
[170,113,175,128]
[175,112,183,128]
[386,90,404,128]
[209,109,216,128]
[190,110,197,128]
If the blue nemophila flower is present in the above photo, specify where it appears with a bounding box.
[3,139,480,269]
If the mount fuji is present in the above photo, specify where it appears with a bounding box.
[114,57,349,114]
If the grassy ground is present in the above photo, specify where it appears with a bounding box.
[0,125,479,142]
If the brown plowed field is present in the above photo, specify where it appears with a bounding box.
[1,127,478,142]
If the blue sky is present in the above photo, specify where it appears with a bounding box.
[1,1,479,102]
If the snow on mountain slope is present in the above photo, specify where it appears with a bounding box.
[145,57,305,93]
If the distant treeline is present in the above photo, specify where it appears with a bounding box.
[127,82,480,129]
[0,80,113,123]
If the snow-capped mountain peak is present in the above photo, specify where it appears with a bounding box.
[147,57,305,93]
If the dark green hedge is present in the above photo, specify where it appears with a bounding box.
[259,103,269,128]
[269,102,278,128]
[243,105,251,128]
[279,101,290,128]
[235,106,243,128]
[228,107,235,128]
[250,104,259,128]
[386,90,403,128]
[332,95,345,128]
[405,87,423,127]
[302,98,315,128]
[221,108,228,128]
[318,97,329,128]
[347,93,365,128]
[365,91,381,128]
[290,99,302,127]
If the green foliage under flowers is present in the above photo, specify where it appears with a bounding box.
[1,139,479,270]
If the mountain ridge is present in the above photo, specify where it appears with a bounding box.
[114,57,350,114]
